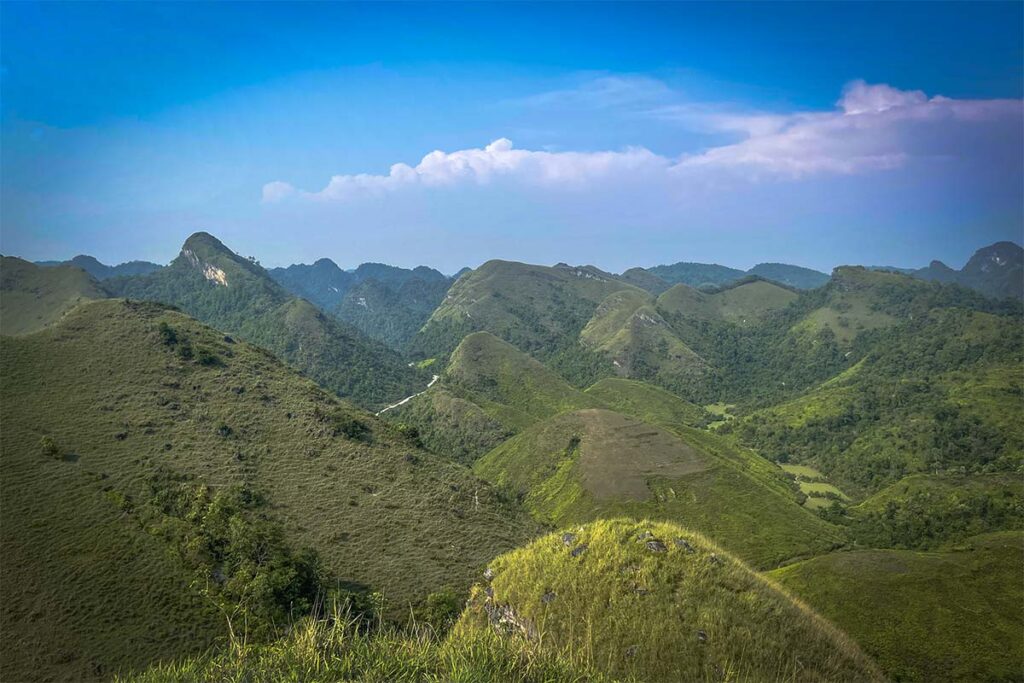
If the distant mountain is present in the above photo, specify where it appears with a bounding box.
[646,261,745,289]
[640,260,829,291]
[104,232,422,409]
[914,241,1023,300]
[1,256,106,335]
[38,254,163,280]
[748,262,830,289]
[617,266,672,294]
[269,260,452,349]
[266,258,355,311]
[412,260,638,383]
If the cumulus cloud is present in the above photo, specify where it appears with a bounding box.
[263,81,1022,202]
[264,138,669,202]
[676,80,1022,177]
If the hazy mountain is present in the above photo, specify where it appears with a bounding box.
[0,256,106,335]
[748,262,830,289]
[645,261,745,289]
[38,254,163,280]
[269,260,452,349]
[914,241,1023,300]
[104,232,423,409]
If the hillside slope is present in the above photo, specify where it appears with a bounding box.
[0,299,538,681]
[771,532,1024,682]
[0,256,106,335]
[412,260,637,380]
[456,519,881,682]
[105,232,421,409]
[474,408,844,568]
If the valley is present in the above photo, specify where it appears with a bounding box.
[1,235,1021,682]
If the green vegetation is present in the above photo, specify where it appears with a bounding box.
[412,259,634,383]
[848,473,1024,549]
[39,254,163,280]
[474,409,845,568]
[0,299,538,680]
[771,532,1024,682]
[645,261,745,289]
[733,307,1023,495]
[580,290,711,394]
[105,232,423,409]
[584,377,708,429]
[456,519,882,682]
[0,256,105,335]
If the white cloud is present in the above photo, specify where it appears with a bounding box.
[264,137,669,202]
[263,81,1022,202]
[676,80,1022,177]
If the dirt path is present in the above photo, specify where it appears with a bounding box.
[375,374,439,416]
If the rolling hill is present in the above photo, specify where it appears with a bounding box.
[456,519,881,682]
[580,289,710,394]
[474,408,845,568]
[733,306,1024,496]
[0,256,106,335]
[770,531,1024,682]
[411,260,637,381]
[104,232,422,409]
[643,260,829,291]
[0,299,538,681]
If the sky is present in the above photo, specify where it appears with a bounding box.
[1,2,1022,274]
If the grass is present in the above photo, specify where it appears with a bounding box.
[770,531,1024,682]
[584,377,708,429]
[0,256,105,335]
[0,299,539,681]
[655,279,797,327]
[455,519,882,682]
[123,612,617,683]
[779,464,827,481]
[474,409,846,569]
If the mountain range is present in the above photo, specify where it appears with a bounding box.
[2,233,1022,682]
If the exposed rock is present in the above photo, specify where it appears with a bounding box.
[570,543,589,558]
[625,645,639,658]
[674,538,696,553]
[697,629,708,643]
[645,539,668,553]
[484,601,538,640]
[561,532,578,547]
[541,590,556,604]
[483,567,495,581]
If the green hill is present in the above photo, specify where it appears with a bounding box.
[770,531,1024,682]
[734,307,1024,496]
[412,260,637,381]
[474,408,845,568]
[913,241,1023,301]
[105,232,422,410]
[580,290,711,394]
[0,299,538,681]
[455,519,881,682]
[748,262,829,290]
[656,277,798,327]
[646,261,745,289]
[847,473,1024,549]
[335,274,451,350]
[0,256,106,335]
[584,377,708,429]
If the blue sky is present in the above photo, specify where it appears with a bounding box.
[2,2,1022,273]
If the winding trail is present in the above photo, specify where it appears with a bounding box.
[376,374,440,416]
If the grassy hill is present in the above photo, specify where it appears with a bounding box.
[38,254,163,280]
[580,290,710,394]
[0,299,538,681]
[656,277,798,327]
[748,262,829,290]
[1,256,106,335]
[771,531,1024,682]
[105,232,422,410]
[474,408,845,568]
[412,260,636,382]
[733,307,1024,496]
[455,519,881,682]
[584,377,708,429]
[646,261,745,289]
